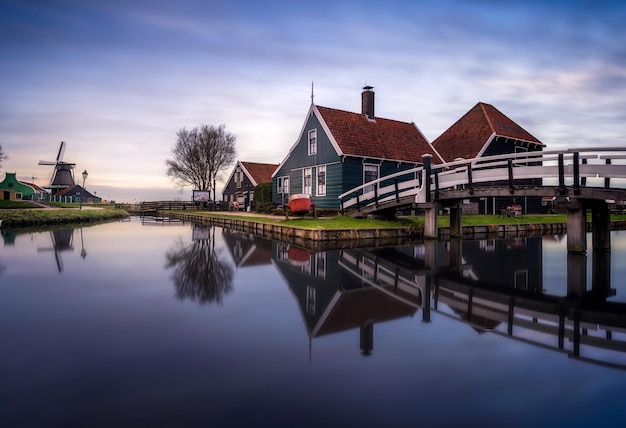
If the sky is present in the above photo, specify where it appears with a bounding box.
[1,0,625,203]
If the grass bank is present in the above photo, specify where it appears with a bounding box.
[174,210,626,229]
[0,204,129,228]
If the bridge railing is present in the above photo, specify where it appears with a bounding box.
[338,166,426,213]
[339,147,626,213]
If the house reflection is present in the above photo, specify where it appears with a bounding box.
[272,234,626,369]
[222,229,272,269]
[272,242,422,356]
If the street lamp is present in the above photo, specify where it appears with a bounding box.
[80,170,88,210]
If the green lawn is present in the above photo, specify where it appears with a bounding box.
[183,210,626,230]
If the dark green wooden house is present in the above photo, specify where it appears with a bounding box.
[272,87,443,210]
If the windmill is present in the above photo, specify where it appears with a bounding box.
[38,141,76,191]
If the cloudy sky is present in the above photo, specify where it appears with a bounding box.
[1,0,625,202]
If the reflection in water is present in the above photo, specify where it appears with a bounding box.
[165,225,234,305]
[263,235,626,369]
[271,241,422,357]
[36,228,75,272]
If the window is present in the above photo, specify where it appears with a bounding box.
[363,164,379,194]
[235,167,242,189]
[308,129,317,155]
[317,165,326,196]
[303,168,312,195]
[278,176,290,194]
[306,286,316,315]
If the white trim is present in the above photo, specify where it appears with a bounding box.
[271,104,343,178]
[308,128,317,155]
[316,165,326,196]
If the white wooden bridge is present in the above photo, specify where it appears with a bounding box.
[339,147,626,252]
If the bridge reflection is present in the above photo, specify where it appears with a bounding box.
[265,235,626,369]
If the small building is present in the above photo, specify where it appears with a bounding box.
[52,184,98,204]
[0,172,39,200]
[222,161,278,211]
[432,102,544,214]
[272,86,443,211]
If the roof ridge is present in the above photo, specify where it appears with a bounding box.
[478,102,496,134]
[317,105,415,126]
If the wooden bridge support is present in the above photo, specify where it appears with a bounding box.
[423,203,439,239]
[566,200,587,254]
[567,199,611,254]
[590,200,611,251]
[567,253,587,297]
[449,203,462,238]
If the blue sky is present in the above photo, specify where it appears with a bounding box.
[1,0,625,202]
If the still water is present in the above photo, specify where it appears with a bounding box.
[2,217,626,427]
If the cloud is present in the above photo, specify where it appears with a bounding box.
[1,0,626,201]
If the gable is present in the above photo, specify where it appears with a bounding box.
[240,161,278,186]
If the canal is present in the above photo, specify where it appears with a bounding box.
[1,217,626,427]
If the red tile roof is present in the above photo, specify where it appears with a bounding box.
[316,106,441,164]
[241,161,278,185]
[432,102,543,162]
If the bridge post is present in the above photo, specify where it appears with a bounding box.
[567,253,587,297]
[449,203,462,238]
[566,199,587,254]
[422,154,432,203]
[423,203,438,239]
[590,200,611,251]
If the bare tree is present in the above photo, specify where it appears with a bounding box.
[166,124,236,202]
[0,144,7,169]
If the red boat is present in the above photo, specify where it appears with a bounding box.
[288,193,311,215]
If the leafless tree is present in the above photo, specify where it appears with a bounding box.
[165,227,234,305]
[166,124,236,202]
[0,144,7,168]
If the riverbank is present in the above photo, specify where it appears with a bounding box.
[0,206,130,228]
[165,210,626,250]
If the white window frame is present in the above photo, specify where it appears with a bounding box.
[306,286,316,315]
[317,165,326,196]
[303,168,312,195]
[278,176,290,195]
[363,164,379,194]
[235,167,242,189]
[308,129,317,155]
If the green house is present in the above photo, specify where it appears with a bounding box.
[272,87,443,211]
[0,173,37,200]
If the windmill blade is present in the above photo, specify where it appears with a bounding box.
[38,160,57,165]
[56,141,66,163]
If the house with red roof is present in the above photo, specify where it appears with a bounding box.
[272,87,443,210]
[222,161,278,211]
[432,102,545,214]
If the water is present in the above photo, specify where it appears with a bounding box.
[2,217,626,427]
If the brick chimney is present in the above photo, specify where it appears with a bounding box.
[361,86,374,119]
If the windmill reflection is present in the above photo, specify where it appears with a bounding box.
[36,228,75,272]
[165,224,234,305]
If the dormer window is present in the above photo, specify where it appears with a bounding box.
[308,129,317,155]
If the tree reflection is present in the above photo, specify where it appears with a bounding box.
[165,227,234,305]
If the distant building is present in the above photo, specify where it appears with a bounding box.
[0,172,43,200]
[222,161,278,211]
[53,184,98,204]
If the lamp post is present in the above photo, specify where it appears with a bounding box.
[80,170,88,210]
